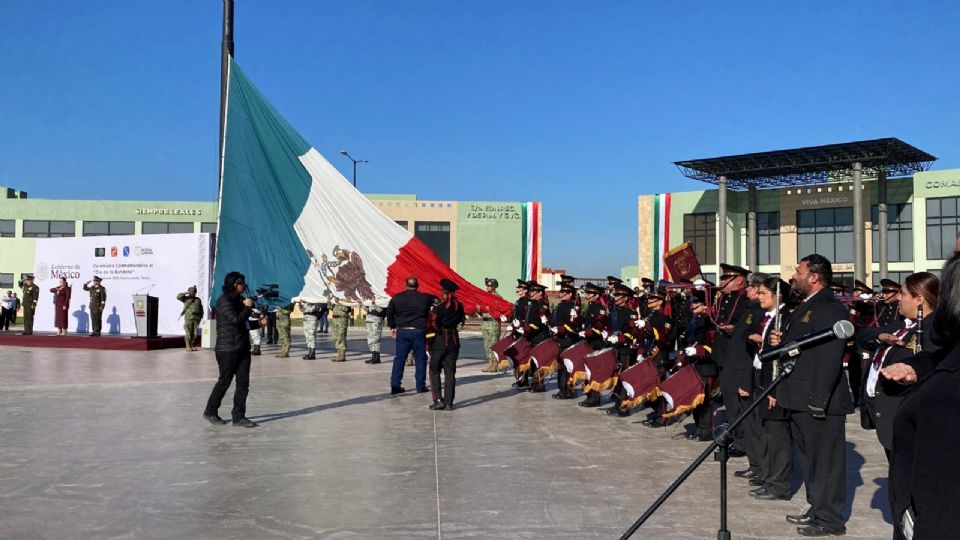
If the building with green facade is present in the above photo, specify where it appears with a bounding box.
[638,166,960,287]
[0,187,541,292]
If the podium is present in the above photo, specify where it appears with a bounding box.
[132,294,159,338]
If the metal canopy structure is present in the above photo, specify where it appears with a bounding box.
[674,138,936,191]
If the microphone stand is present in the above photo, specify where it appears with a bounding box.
[619,349,798,540]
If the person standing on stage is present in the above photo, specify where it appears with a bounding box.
[769,254,851,537]
[1,290,15,330]
[204,271,264,428]
[50,277,71,336]
[479,277,503,373]
[386,276,436,395]
[18,275,38,335]
[82,276,107,337]
[427,279,465,410]
[177,286,204,351]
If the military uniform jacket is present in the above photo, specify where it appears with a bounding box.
[857,316,939,446]
[775,288,852,415]
[551,300,580,341]
[682,312,717,376]
[510,297,530,336]
[580,301,609,350]
[84,284,107,311]
[607,304,640,349]
[522,300,551,345]
[875,301,901,328]
[427,298,465,349]
[638,310,673,365]
[711,289,749,368]
[725,301,764,392]
[177,293,204,322]
[21,283,39,309]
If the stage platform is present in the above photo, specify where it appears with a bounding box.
[0,331,188,351]
[0,329,893,539]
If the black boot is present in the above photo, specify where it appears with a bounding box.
[365,351,381,364]
[302,348,316,360]
[251,345,261,356]
[428,400,446,411]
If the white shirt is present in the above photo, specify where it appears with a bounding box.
[1,296,15,310]
[866,318,915,398]
[753,305,783,369]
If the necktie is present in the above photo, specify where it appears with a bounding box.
[872,323,913,369]
[757,314,772,354]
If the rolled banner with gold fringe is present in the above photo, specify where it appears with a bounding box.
[561,341,593,388]
[505,338,534,373]
[659,364,705,418]
[532,337,561,379]
[618,360,662,411]
[582,348,618,394]
[492,334,518,370]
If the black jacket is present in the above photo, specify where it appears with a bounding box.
[757,309,791,420]
[214,292,257,352]
[724,301,763,393]
[890,345,960,539]
[386,290,435,330]
[712,289,749,368]
[858,317,940,448]
[775,288,852,415]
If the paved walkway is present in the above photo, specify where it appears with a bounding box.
[0,329,894,539]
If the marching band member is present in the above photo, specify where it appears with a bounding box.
[517,281,551,392]
[551,283,581,399]
[680,289,716,442]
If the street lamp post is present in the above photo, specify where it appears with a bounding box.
[339,150,368,188]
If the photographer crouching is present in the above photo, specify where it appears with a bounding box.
[204,271,266,428]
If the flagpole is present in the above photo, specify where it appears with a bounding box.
[218,0,234,195]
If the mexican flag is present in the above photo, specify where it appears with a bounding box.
[213,59,512,317]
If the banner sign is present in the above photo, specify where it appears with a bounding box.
[31,233,213,336]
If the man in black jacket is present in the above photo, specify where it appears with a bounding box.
[387,276,436,395]
[770,254,851,537]
[204,271,265,428]
[427,279,465,410]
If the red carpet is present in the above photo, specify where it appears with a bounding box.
[0,333,189,351]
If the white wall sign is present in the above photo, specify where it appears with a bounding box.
[31,233,213,336]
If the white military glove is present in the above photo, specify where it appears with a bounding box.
[637,319,646,329]
[578,330,586,338]
[550,326,558,334]
[499,314,508,323]
[607,334,619,344]
[512,318,521,328]
[601,330,609,339]
[684,346,697,356]
[540,314,548,324]
[569,308,577,318]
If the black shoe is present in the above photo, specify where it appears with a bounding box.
[232,417,258,428]
[751,488,790,501]
[796,524,845,537]
[429,401,446,411]
[552,392,574,400]
[365,352,381,364]
[527,384,546,393]
[302,348,316,360]
[734,469,758,478]
[203,413,226,425]
[512,380,529,389]
[251,346,261,356]
[786,511,814,525]
[579,399,600,408]
[749,478,765,486]
[444,403,454,411]
[686,430,711,441]
[391,386,406,395]
[727,447,747,458]
[416,388,429,394]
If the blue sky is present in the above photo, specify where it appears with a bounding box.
[2,1,958,276]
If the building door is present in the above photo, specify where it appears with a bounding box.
[415,221,450,265]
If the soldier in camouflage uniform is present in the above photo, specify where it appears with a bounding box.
[330,297,353,362]
[18,275,39,335]
[296,297,322,360]
[274,302,295,357]
[479,277,503,372]
[176,286,204,351]
[83,276,107,336]
[364,302,387,364]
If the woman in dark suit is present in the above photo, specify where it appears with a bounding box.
[50,277,71,336]
[885,252,960,540]
[858,272,940,460]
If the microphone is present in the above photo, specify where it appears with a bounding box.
[760,320,854,363]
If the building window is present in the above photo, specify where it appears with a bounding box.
[0,219,14,238]
[22,220,75,238]
[142,222,196,234]
[833,272,854,291]
[683,213,716,265]
[0,273,13,289]
[415,221,450,264]
[200,222,218,233]
[926,197,960,260]
[82,221,135,237]
[797,208,853,263]
[875,271,912,286]
[756,211,780,265]
[870,204,913,263]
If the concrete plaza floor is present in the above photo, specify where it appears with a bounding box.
[0,329,894,539]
